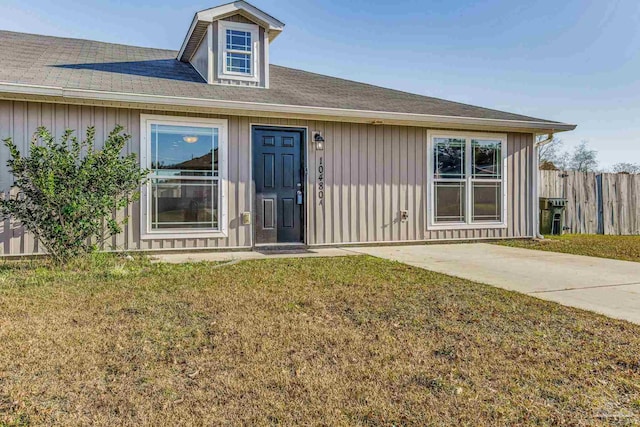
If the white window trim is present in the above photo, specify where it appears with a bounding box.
[217,20,260,82]
[139,114,229,240]
[427,130,508,230]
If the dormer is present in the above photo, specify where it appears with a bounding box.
[177,1,284,88]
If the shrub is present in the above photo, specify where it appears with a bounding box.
[0,125,148,264]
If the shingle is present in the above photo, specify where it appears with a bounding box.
[0,30,561,124]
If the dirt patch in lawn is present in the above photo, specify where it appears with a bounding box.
[497,234,640,263]
[1,256,639,426]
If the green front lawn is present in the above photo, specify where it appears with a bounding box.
[1,256,639,426]
[496,234,640,262]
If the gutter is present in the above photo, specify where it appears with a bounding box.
[532,133,555,239]
[0,82,577,133]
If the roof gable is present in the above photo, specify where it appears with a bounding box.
[197,1,284,31]
[178,1,285,62]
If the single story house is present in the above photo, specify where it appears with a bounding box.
[0,1,575,256]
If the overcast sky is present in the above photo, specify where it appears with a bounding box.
[0,0,638,169]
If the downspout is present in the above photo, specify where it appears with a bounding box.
[533,133,554,239]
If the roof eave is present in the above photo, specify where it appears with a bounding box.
[0,82,577,134]
[177,14,200,61]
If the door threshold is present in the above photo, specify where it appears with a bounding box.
[254,243,310,254]
[254,243,306,248]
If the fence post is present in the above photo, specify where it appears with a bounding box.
[596,173,604,235]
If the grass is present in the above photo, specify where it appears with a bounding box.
[496,234,640,263]
[1,255,639,426]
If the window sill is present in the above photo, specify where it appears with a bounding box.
[217,72,259,83]
[427,222,508,231]
[140,230,228,241]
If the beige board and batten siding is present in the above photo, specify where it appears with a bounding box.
[0,100,535,256]
[222,14,257,25]
[310,124,535,243]
[0,100,253,255]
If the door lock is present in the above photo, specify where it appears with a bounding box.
[296,183,303,205]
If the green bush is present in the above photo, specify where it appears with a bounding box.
[0,125,148,264]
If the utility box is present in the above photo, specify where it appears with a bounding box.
[539,198,567,235]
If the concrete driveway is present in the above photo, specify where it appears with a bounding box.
[348,243,640,325]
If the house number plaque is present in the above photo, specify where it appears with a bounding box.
[318,157,324,204]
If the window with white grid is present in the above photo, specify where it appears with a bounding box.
[218,20,259,82]
[429,132,507,229]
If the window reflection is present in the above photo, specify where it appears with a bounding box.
[434,138,465,179]
[149,124,220,231]
[473,139,501,178]
[432,136,504,225]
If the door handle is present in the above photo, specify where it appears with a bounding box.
[296,183,303,205]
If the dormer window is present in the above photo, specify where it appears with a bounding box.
[218,20,259,82]
[225,29,252,74]
[178,1,284,87]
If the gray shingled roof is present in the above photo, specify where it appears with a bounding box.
[0,30,561,124]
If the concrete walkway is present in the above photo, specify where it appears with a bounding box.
[152,247,354,264]
[348,243,640,325]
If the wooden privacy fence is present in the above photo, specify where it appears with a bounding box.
[539,170,640,235]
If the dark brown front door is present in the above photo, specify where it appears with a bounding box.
[253,127,304,244]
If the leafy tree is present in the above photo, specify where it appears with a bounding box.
[568,141,598,172]
[611,162,640,174]
[0,126,148,264]
[539,160,559,171]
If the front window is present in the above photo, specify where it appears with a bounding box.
[434,138,466,223]
[141,116,227,238]
[471,140,502,222]
[430,133,506,228]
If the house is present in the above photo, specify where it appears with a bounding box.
[0,1,576,255]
